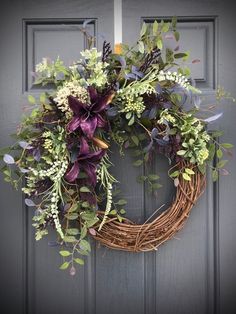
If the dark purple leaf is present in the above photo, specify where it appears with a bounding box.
[107,106,118,117]
[149,107,157,119]
[192,59,201,64]
[55,72,65,80]
[33,148,41,161]
[204,112,223,123]
[70,266,76,276]
[19,141,33,149]
[156,83,163,94]
[117,55,126,68]
[3,154,15,164]
[144,140,153,152]
[89,228,96,236]
[151,128,159,138]
[25,198,35,207]
[48,241,60,247]
[19,167,29,173]
[82,19,94,28]
[125,73,136,80]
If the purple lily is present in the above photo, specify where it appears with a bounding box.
[67,87,115,138]
[64,137,106,185]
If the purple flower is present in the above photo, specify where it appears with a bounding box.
[67,87,115,138]
[65,137,106,185]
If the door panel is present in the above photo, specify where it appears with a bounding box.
[0,1,236,314]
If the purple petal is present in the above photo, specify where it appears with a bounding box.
[68,95,87,115]
[79,137,90,155]
[86,149,106,164]
[65,161,80,182]
[93,92,114,113]
[67,117,81,132]
[83,163,97,186]
[88,86,98,103]
[97,114,107,128]
[80,116,97,138]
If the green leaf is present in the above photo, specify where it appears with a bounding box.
[211,130,223,138]
[221,143,234,149]
[138,41,145,53]
[67,228,79,235]
[174,53,188,59]
[81,201,90,208]
[131,135,139,146]
[177,150,186,156]
[80,186,90,193]
[198,164,206,174]
[117,214,123,222]
[172,16,177,29]
[140,22,147,37]
[86,218,99,228]
[59,250,71,257]
[217,160,228,168]
[182,173,191,181]
[60,262,70,270]
[120,209,126,214]
[133,159,143,167]
[185,168,195,175]
[170,170,180,178]
[39,93,46,103]
[156,38,163,50]
[166,48,174,63]
[174,31,180,41]
[212,169,218,182]
[182,50,190,61]
[65,213,79,220]
[208,143,216,160]
[148,174,160,181]
[216,149,223,159]
[128,115,135,126]
[28,95,36,104]
[80,225,87,239]
[117,199,127,206]
[153,20,159,35]
[182,66,191,76]
[161,22,170,33]
[110,210,117,215]
[64,236,77,243]
[74,258,84,265]
[79,239,91,252]
[151,183,162,190]
[126,112,132,119]
[137,175,147,183]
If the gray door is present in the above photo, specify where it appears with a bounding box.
[0,0,236,313]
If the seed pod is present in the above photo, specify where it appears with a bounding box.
[92,137,109,149]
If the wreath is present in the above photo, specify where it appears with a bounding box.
[1,18,234,275]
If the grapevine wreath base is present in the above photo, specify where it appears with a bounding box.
[1,18,233,274]
[93,162,206,252]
